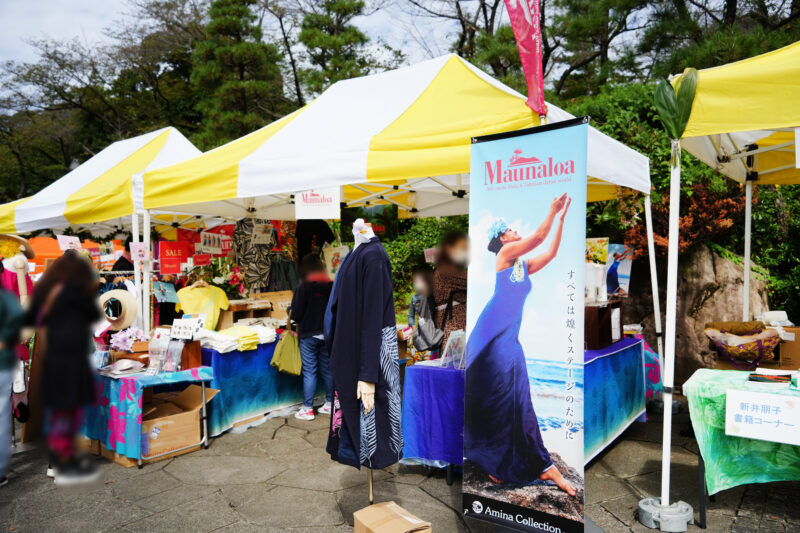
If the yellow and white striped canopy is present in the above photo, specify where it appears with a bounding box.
[144,54,650,219]
[0,127,200,234]
[675,40,800,184]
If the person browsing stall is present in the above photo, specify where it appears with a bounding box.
[408,264,434,329]
[433,231,469,349]
[291,254,334,421]
[0,260,23,488]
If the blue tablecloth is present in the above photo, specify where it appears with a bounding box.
[401,364,465,465]
[82,366,214,460]
[400,338,647,466]
[202,342,305,436]
[584,337,646,462]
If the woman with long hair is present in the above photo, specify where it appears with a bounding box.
[26,250,101,485]
[465,193,576,495]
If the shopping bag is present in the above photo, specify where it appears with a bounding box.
[271,329,302,376]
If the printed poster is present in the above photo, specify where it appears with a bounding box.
[606,244,633,296]
[465,119,588,532]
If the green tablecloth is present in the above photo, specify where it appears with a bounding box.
[684,369,800,495]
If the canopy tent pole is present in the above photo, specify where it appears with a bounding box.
[143,210,152,332]
[644,195,664,365]
[131,213,143,330]
[660,140,681,508]
[743,181,753,320]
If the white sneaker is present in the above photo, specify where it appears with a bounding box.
[294,407,315,421]
[318,402,332,415]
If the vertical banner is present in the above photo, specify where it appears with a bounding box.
[503,0,546,115]
[464,118,588,532]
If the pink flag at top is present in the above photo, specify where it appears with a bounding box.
[504,0,546,116]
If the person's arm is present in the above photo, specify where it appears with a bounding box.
[290,284,308,324]
[527,197,571,275]
[497,194,567,265]
[407,294,417,326]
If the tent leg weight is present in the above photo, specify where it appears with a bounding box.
[637,498,694,532]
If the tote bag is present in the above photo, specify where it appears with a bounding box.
[271,320,302,376]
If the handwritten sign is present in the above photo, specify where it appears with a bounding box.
[726,388,800,446]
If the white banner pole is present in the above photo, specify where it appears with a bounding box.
[131,214,143,330]
[143,210,152,333]
[743,181,753,321]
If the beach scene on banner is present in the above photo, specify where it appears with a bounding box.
[464,122,588,532]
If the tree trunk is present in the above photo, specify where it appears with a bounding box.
[723,0,737,25]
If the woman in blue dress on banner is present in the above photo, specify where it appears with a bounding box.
[465,193,576,495]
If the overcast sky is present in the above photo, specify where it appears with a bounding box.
[0,0,459,66]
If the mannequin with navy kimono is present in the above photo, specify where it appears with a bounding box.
[324,220,403,473]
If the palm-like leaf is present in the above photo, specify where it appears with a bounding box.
[655,68,698,140]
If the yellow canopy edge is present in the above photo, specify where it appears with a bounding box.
[679,40,800,138]
[0,198,30,234]
[367,56,540,182]
[143,109,305,210]
[65,130,170,225]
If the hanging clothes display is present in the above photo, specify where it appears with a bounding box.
[175,285,230,330]
[233,218,277,293]
[296,219,335,262]
[324,237,403,470]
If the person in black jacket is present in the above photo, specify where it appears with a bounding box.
[26,250,101,485]
[291,254,333,421]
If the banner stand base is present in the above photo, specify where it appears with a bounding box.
[637,498,694,532]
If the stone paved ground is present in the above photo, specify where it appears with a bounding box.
[0,406,796,532]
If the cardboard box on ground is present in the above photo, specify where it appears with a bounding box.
[140,385,219,460]
[354,502,432,533]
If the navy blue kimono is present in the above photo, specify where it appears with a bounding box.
[324,237,403,469]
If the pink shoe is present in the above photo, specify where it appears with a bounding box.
[294,407,315,421]
[318,402,332,415]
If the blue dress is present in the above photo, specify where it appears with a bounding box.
[465,260,552,484]
[606,259,621,294]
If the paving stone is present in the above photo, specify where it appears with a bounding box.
[585,471,639,504]
[20,489,150,533]
[733,517,760,533]
[220,483,275,508]
[593,440,672,479]
[111,469,183,501]
[385,462,435,486]
[124,491,237,532]
[236,485,343,528]
[286,413,332,433]
[9,482,106,525]
[599,494,640,526]
[302,428,330,448]
[268,456,391,491]
[419,470,462,511]
[135,483,220,513]
[165,455,286,485]
[258,435,314,461]
[586,503,630,533]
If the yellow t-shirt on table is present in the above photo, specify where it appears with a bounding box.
[176,286,230,330]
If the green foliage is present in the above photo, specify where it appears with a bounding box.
[473,25,526,95]
[298,0,399,95]
[191,0,287,149]
[654,68,697,139]
[384,216,468,306]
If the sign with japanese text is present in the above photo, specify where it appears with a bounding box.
[295,186,341,220]
[726,388,800,446]
[464,119,588,532]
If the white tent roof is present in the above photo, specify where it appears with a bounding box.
[143,55,650,220]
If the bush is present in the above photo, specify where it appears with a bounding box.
[384,216,468,309]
